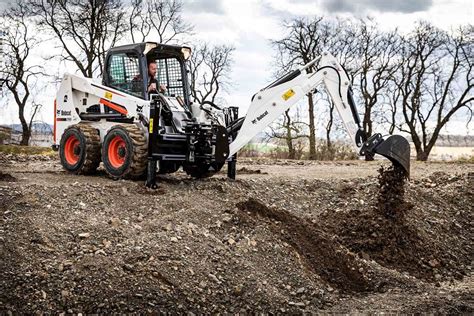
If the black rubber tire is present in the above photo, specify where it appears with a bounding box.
[59,124,101,174]
[102,124,147,179]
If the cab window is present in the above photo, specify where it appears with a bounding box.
[155,58,186,100]
[108,53,143,98]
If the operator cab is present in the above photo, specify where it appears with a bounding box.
[103,42,191,102]
[103,42,193,132]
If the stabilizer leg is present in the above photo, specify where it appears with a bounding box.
[227,154,236,180]
[146,159,158,189]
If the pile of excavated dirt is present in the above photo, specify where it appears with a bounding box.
[321,167,472,284]
[236,198,374,293]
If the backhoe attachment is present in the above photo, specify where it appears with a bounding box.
[228,52,411,177]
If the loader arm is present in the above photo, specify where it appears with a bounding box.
[228,52,410,176]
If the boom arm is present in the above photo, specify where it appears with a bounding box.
[228,52,410,175]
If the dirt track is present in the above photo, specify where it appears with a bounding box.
[0,154,473,313]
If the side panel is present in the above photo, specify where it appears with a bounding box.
[55,75,82,146]
[54,73,150,146]
[69,75,150,118]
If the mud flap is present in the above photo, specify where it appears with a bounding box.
[359,134,411,177]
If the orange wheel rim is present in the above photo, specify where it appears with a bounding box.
[108,135,127,168]
[64,135,80,165]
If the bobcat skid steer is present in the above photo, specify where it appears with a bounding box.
[53,42,410,188]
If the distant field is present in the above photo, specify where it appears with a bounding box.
[428,146,474,160]
[244,142,474,161]
[0,145,55,156]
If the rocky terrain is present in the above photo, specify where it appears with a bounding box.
[0,153,473,313]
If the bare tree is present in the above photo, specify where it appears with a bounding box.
[129,0,193,44]
[321,19,359,154]
[272,17,335,159]
[351,19,402,159]
[188,43,235,105]
[30,0,127,77]
[393,22,473,161]
[272,17,362,159]
[0,0,44,145]
[265,107,308,159]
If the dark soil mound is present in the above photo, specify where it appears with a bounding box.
[237,167,267,175]
[236,198,376,293]
[322,165,471,282]
[331,165,435,279]
[0,171,16,182]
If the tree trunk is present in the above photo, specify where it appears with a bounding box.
[363,111,373,137]
[20,128,31,146]
[307,93,316,159]
[283,109,295,159]
[19,106,30,146]
[412,136,430,161]
[326,130,331,150]
[416,141,435,161]
[363,107,374,161]
[416,150,429,161]
[286,137,295,159]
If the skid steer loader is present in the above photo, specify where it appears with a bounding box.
[53,42,410,187]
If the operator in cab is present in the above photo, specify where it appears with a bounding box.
[147,61,167,96]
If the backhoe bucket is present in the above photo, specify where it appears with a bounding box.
[374,135,411,177]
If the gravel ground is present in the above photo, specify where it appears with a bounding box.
[0,153,473,313]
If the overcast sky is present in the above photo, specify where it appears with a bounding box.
[0,0,473,135]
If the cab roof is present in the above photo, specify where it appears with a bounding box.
[108,42,191,60]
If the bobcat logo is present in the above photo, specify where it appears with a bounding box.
[251,110,269,124]
[136,104,144,113]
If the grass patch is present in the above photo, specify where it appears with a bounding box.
[0,144,56,156]
[238,142,358,160]
[454,155,474,163]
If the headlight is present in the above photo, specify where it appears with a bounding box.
[181,47,192,60]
